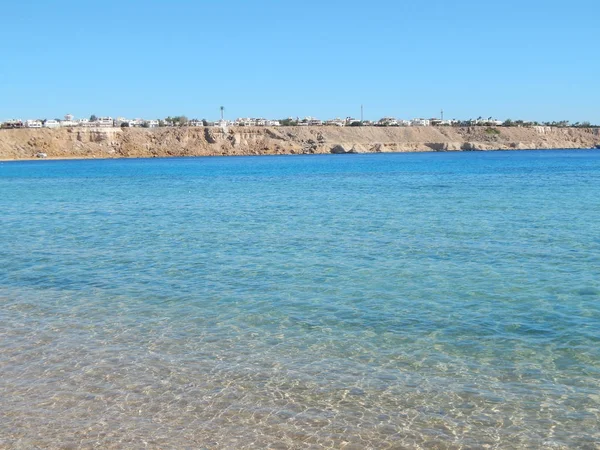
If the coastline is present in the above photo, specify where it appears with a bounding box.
[2,147,600,164]
[0,125,599,161]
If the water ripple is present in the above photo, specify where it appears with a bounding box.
[1,151,600,448]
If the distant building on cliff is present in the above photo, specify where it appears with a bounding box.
[43,119,61,128]
[378,117,399,126]
[324,119,345,127]
[232,118,281,127]
[96,117,113,127]
[24,120,43,128]
[234,118,253,126]
[77,118,92,127]
[1,119,24,129]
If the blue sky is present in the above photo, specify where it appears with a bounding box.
[1,0,598,122]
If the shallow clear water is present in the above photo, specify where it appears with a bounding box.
[1,150,599,449]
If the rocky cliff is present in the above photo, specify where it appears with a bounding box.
[1,126,599,160]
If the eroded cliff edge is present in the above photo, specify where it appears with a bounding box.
[1,126,599,160]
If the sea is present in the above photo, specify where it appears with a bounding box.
[1,150,599,449]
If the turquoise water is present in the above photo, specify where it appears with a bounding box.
[1,150,599,449]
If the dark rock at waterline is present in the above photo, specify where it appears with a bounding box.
[330,145,347,154]
[425,142,448,151]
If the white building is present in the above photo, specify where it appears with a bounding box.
[469,117,504,126]
[24,120,43,128]
[96,117,113,127]
[473,118,503,126]
[234,118,254,126]
[378,117,398,126]
[297,117,322,126]
[114,118,143,127]
[128,118,146,127]
[145,120,159,128]
[325,118,345,127]
[411,118,430,127]
[44,119,61,128]
[77,119,92,127]
[1,119,24,128]
[266,120,281,126]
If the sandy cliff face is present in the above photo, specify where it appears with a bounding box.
[0,126,599,160]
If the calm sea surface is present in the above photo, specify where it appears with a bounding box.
[1,150,599,449]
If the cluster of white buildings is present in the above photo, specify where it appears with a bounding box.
[1,113,505,129]
[232,118,281,127]
[225,116,458,127]
[114,117,159,128]
[1,114,160,129]
[288,117,458,127]
[471,117,503,126]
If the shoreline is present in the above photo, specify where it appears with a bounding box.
[1,126,599,161]
[1,146,599,163]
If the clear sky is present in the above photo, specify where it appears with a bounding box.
[1,0,598,122]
